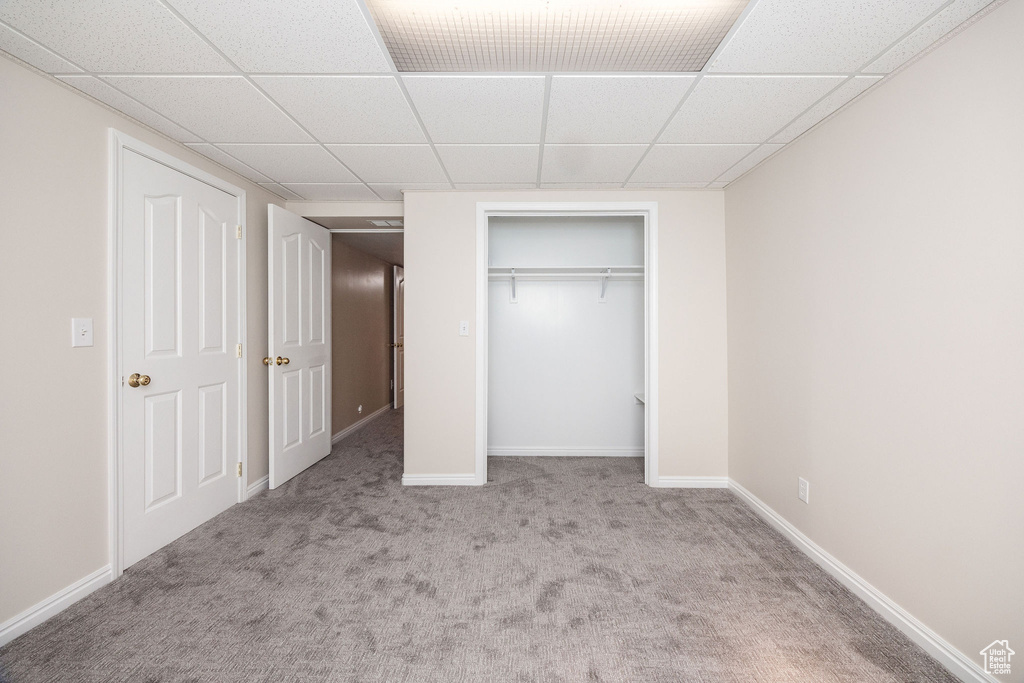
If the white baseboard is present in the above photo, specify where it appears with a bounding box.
[402,473,479,486]
[0,564,113,647]
[728,479,994,683]
[656,476,729,488]
[488,447,643,457]
[246,475,269,499]
[332,404,391,445]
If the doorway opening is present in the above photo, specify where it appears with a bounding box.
[475,202,659,487]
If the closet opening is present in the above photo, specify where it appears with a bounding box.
[475,203,659,487]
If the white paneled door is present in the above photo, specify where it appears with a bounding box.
[268,206,332,488]
[393,266,404,409]
[121,149,242,569]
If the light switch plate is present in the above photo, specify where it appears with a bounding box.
[459,320,469,336]
[71,318,94,347]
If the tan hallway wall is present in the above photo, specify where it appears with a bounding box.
[331,238,394,435]
[724,0,1024,671]
[402,190,728,480]
[0,55,280,628]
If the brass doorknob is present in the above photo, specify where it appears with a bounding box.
[276,356,290,365]
[263,357,272,365]
[128,373,151,388]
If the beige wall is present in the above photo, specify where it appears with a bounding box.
[403,190,728,479]
[0,56,279,626]
[331,238,394,434]
[725,0,1024,670]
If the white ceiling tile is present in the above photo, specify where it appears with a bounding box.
[709,0,948,73]
[105,76,311,143]
[453,184,537,191]
[253,76,425,144]
[282,184,380,201]
[539,183,626,189]
[707,181,729,189]
[541,145,648,184]
[327,145,447,183]
[716,144,786,182]
[403,76,546,143]
[57,75,200,142]
[259,183,304,200]
[865,0,995,73]
[170,0,391,73]
[545,76,696,144]
[630,145,757,184]
[661,76,845,144]
[770,76,881,143]
[369,184,452,201]
[0,0,231,72]
[184,143,272,183]
[625,182,712,189]
[435,146,539,184]
[0,22,81,72]
[216,145,356,183]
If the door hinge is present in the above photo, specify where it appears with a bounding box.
[237,462,243,477]
[237,343,243,358]
[236,225,242,239]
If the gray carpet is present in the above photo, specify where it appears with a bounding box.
[1,409,955,682]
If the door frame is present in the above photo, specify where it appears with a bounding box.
[392,265,404,409]
[107,130,248,577]
[475,201,659,487]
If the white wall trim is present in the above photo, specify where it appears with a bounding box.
[331,404,392,445]
[657,476,729,488]
[728,479,995,683]
[245,475,270,499]
[402,474,479,486]
[0,565,113,648]
[489,447,643,457]
[475,201,659,488]
[108,129,248,578]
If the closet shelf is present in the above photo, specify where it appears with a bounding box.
[489,266,644,303]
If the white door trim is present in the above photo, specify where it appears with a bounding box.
[107,130,248,577]
[475,201,659,487]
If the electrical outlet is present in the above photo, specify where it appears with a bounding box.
[358,405,363,414]
[798,477,810,504]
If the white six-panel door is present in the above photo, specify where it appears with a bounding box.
[121,149,241,568]
[268,205,332,488]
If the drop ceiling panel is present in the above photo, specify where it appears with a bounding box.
[168,0,391,73]
[403,76,546,144]
[369,184,453,201]
[184,143,272,183]
[327,145,447,183]
[259,183,303,200]
[716,144,785,182]
[540,183,627,189]
[366,0,748,72]
[865,0,994,73]
[452,183,538,191]
[105,76,311,143]
[709,0,949,73]
[541,145,648,184]
[217,145,357,183]
[282,184,380,201]
[545,76,696,144]
[253,76,425,144]
[58,75,201,142]
[435,145,539,184]
[0,0,231,72]
[0,22,81,72]
[770,76,881,142]
[660,76,845,143]
[630,144,757,183]
[626,182,712,188]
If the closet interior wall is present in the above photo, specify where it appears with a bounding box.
[487,216,645,458]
